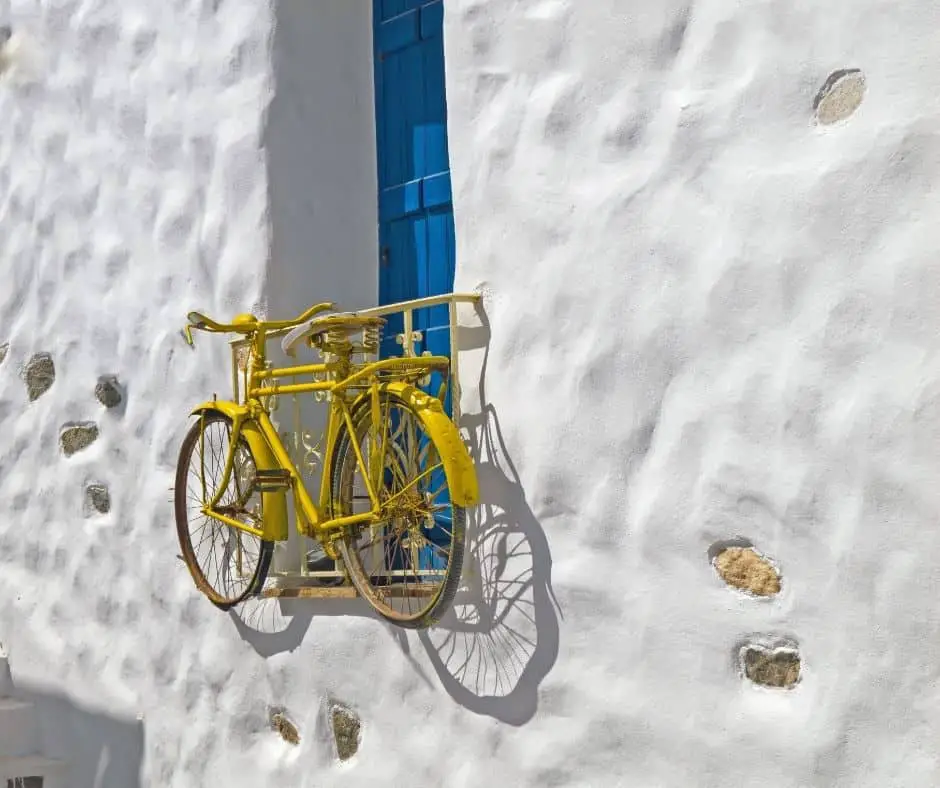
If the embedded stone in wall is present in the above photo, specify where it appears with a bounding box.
[814,69,866,125]
[330,702,360,761]
[94,375,123,409]
[60,422,99,456]
[0,26,11,76]
[0,343,8,365]
[712,545,780,597]
[270,709,300,745]
[85,483,110,514]
[741,643,801,689]
[23,353,55,401]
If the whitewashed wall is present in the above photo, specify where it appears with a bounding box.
[447,0,940,786]
[0,0,276,785]
[1,0,938,786]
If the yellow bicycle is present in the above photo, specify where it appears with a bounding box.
[174,301,479,629]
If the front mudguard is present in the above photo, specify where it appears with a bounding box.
[190,401,289,542]
[347,382,479,508]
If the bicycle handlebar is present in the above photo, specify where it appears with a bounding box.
[183,301,336,346]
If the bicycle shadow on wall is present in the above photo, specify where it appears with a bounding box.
[225,300,562,714]
[418,302,561,726]
[229,583,376,658]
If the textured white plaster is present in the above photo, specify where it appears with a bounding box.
[447,0,940,786]
[0,0,939,786]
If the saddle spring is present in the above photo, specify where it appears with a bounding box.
[361,323,382,356]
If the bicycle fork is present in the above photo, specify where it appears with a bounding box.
[196,409,290,541]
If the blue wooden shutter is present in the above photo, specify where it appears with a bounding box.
[374,0,455,574]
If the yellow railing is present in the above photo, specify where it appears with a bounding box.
[228,291,480,422]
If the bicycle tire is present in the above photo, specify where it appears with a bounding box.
[331,392,466,629]
[174,412,273,609]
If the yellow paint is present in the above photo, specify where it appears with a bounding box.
[349,381,480,507]
[190,401,290,542]
[181,295,481,568]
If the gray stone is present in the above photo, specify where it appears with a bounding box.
[60,422,98,456]
[0,343,7,365]
[742,644,801,689]
[95,375,123,408]
[85,483,110,514]
[24,353,55,401]
[330,702,360,761]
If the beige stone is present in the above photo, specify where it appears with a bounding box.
[271,711,300,745]
[815,69,866,125]
[713,546,780,596]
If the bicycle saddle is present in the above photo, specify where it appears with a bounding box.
[281,312,386,357]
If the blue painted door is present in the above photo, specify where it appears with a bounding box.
[374,0,454,575]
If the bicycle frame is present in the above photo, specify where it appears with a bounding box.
[191,321,459,556]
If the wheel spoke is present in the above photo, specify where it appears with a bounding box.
[176,417,269,607]
[334,395,465,627]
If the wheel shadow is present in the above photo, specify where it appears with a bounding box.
[229,596,376,658]
[418,302,561,726]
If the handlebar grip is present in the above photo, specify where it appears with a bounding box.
[187,311,220,331]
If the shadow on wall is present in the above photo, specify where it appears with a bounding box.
[262,0,379,578]
[230,595,378,658]
[418,303,561,726]
[18,683,144,787]
[228,302,559,724]
[263,0,378,318]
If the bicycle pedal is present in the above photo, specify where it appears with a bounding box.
[254,468,292,491]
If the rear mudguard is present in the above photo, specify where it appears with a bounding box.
[347,382,479,508]
[190,401,289,542]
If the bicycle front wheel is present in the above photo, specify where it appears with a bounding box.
[331,393,466,629]
[174,412,273,609]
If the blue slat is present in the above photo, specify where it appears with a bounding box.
[423,207,454,328]
[420,2,444,39]
[423,171,451,209]
[380,0,426,22]
[379,180,422,221]
[380,0,402,21]
[422,26,448,176]
[412,212,429,308]
[380,45,426,186]
[377,10,418,55]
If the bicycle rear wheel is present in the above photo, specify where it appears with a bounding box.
[331,393,466,629]
[174,412,273,609]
